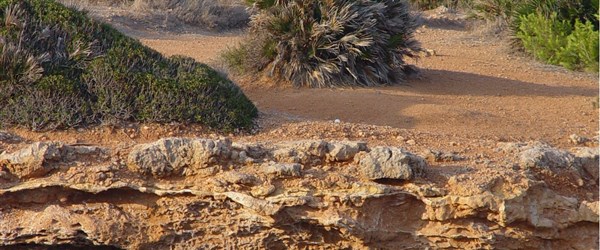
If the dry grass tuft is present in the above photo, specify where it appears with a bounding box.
[59,0,249,31]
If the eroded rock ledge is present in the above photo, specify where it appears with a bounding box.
[0,137,598,249]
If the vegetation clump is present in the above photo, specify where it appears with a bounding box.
[517,11,598,71]
[224,0,421,88]
[471,0,599,72]
[0,0,257,131]
[129,0,249,30]
[407,0,599,72]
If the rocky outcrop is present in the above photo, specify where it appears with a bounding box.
[358,147,426,180]
[262,162,302,177]
[0,138,597,249]
[0,131,22,143]
[270,140,330,164]
[572,147,600,182]
[0,142,107,179]
[519,145,575,170]
[499,141,599,185]
[127,138,231,177]
[327,141,367,162]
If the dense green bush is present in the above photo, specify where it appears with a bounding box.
[225,0,421,88]
[471,0,598,24]
[560,19,599,71]
[0,0,257,131]
[517,12,599,71]
[511,0,599,31]
[471,0,599,72]
[516,12,572,64]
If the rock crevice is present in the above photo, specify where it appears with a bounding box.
[0,138,597,249]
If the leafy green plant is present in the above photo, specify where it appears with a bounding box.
[511,0,599,31]
[559,19,599,71]
[225,0,421,88]
[516,12,599,72]
[516,12,571,65]
[0,0,257,131]
[471,0,598,72]
[222,35,274,74]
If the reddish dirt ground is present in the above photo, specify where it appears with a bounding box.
[4,8,597,151]
[5,10,599,200]
[131,24,598,147]
[1,7,598,249]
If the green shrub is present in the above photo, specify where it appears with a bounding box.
[222,35,274,74]
[0,0,257,131]
[517,12,599,72]
[516,12,572,65]
[225,0,421,88]
[559,19,599,71]
[471,0,599,30]
[511,0,599,31]
[471,0,599,72]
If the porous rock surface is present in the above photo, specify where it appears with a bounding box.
[499,141,599,184]
[0,131,22,143]
[127,137,231,177]
[0,138,597,249]
[358,147,426,180]
[0,142,107,179]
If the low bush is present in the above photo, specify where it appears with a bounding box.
[516,12,572,65]
[225,0,421,88]
[560,19,599,72]
[511,0,598,31]
[130,0,249,30]
[470,0,514,23]
[0,0,257,131]
[517,12,599,71]
[471,0,598,72]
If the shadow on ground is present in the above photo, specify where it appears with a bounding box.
[402,69,598,97]
[243,69,598,134]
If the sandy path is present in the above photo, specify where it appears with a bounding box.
[124,16,598,145]
[140,34,242,64]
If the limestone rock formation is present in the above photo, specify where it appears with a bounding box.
[0,142,106,179]
[0,138,597,249]
[271,140,330,164]
[519,145,575,169]
[127,137,231,177]
[572,147,600,182]
[0,131,22,143]
[262,162,302,177]
[358,146,427,180]
[326,141,367,162]
[499,141,598,185]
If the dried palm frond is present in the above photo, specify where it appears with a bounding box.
[0,39,46,86]
[238,0,420,87]
[3,3,25,29]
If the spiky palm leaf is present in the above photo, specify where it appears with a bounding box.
[236,0,420,87]
[0,3,95,86]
